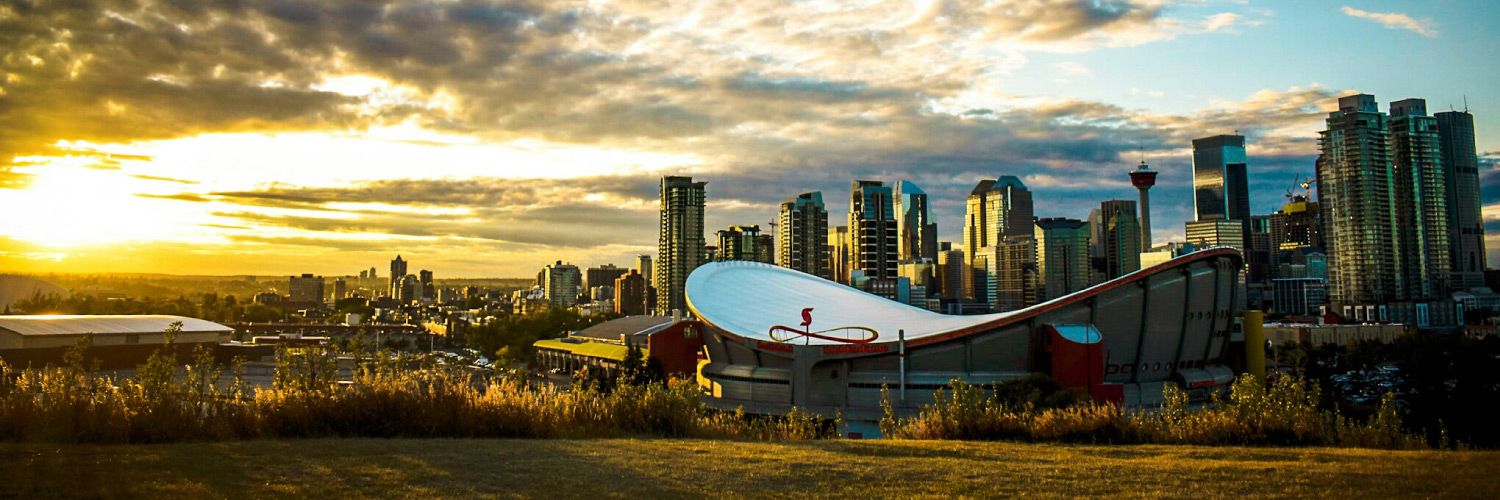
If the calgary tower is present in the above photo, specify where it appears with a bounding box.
[1129,160,1158,249]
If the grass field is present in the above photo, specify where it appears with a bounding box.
[3,439,1496,498]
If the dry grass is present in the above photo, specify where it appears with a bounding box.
[1,438,1495,498]
[882,375,1427,449]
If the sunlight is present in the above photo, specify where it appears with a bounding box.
[0,157,217,247]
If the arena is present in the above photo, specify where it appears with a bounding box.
[686,248,1247,420]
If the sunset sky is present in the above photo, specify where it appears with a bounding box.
[2,0,1497,278]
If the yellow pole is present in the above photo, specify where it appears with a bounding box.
[1243,310,1265,381]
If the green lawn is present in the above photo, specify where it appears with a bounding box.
[2,439,1496,498]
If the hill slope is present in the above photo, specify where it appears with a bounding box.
[3,439,1496,497]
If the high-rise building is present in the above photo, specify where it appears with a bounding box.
[1246,215,1273,284]
[614,269,648,316]
[333,278,347,302]
[1390,98,1451,301]
[829,225,851,284]
[974,238,1038,312]
[635,255,653,287]
[586,264,629,291]
[389,255,407,298]
[1035,218,1090,301]
[1318,94,1400,317]
[964,176,1034,267]
[1191,134,1251,223]
[289,274,324,304]
[1096,200,1142,280]
[543,261,582,308]
[657,176,706,315]
[716,225,772,263]
[776,192,830,279]
[1436,109,1486,290]
[1128,160,1159,249]
[419,269,435,301]
[398,274,419,303]
[894,180,938,262]
[1185,219,1247,253]
[849,180,899,280]
[936,246,968,301]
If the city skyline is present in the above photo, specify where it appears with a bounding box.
[2,1,1499,277]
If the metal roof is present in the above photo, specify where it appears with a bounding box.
[0,315,232,337]
[570,315,677,341]
[686,249,1244,346]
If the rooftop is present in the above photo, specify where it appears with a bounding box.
[571,315,678,341]
[0,315,232,337]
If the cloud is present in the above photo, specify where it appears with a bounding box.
[1341,6,1437,37]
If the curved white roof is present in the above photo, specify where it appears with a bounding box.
[0,315,232,337]
[686,262,1014,345]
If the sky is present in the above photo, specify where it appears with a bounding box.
[1,0,1498,278]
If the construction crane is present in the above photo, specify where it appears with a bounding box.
[1284,174,1317,203]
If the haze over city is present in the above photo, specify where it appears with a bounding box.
[2,0,1497,277]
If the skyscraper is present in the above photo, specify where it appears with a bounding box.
[635,255,652,287]
[849,180,899,280]
[829,225,851,284]
[1129,160,1158,249]
[1318,94,1400,316]
[1437,109,1486,289]
[419,269,434,301]
[1191,134,1251,223]
[936,246,968,301]
[776,192,830,279]
[389,255,407,298]
[543,261,582,308]
[973,238,1038,312]
[333,278,347,302]
[1035,218,1090,301]
[1096,200,1142,280]
[894,180,938,262]
[657,176,706,315]
[1389,98,1450,300]
[964,176,1034,267]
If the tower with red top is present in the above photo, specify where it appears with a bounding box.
[1129,160,1158,249]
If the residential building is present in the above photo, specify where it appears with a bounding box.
[543,261,582,308]
[1389,98,1451,300]
[1317,94,1402,320]
[657,176,707,315]
[586,264,629,291]
[776,192,830,279]
[614,270,648,316]
[1035,218,1090,301]
[849,180,899,280]
[717,225,773,263]
[289,274,324,304]
[1436,109,1486,290]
